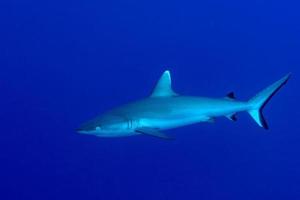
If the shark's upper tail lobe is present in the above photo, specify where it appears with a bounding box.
[247,73,291,129]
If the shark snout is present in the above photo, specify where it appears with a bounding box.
[75,127,87,134]
[75,128,84,132]
[76,125,102,134]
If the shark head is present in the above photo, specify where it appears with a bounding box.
[76,114,134,137]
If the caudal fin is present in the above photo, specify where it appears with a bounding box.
[248,73,291,129]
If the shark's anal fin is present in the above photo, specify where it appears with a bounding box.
[226,113,237,121]
[135,127,173,140]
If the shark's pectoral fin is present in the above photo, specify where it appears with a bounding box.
[135,127,173,140]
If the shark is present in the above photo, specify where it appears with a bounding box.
[77,70,290,139]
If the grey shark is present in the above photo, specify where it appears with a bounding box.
[77,70,290,139]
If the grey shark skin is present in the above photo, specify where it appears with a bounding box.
[77,71,290,139]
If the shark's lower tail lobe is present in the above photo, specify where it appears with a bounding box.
[247,73,291,129]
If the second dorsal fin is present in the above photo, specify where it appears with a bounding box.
[225,92,236,100]
[150,70,178,97]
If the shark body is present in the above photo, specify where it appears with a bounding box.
[77,71,290,139]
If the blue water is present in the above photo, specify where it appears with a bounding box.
[1,0,300,199]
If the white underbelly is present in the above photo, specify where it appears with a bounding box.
[139,116,209,130]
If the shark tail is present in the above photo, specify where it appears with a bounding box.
[247,73,291,129]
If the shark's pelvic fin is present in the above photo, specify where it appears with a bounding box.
[206,117,216,123]
[135,127,173,140]
[151,70,178,97]
[247,73,291,129]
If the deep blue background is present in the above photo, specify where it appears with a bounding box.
[1,0,300,199]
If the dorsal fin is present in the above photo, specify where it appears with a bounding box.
[151,70,177,97]
[226,92,236,99]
